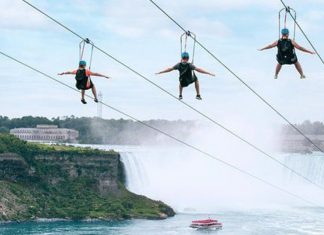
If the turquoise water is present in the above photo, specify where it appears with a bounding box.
[1,208,324,235]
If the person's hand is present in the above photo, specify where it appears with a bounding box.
[155,72,161,75]
[310,51,316,55]
[258,48,263,51]
[105,76,110,79]
[58,72,64,75]
[209,73,216,77]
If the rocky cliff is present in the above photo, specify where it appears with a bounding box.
[0,134,175,221]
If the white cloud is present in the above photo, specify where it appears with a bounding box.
[162,0,278,12]
[1,0,324,122]
[187,17,232,38]
[0,0,49,30]
[299,10,324,33]
[100,0,167,38]
[99,0,233,40]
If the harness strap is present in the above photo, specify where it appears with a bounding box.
[79,40,86,61]
[78,38,94,88]
[278,6,297,40]
[284,7,289,29]
[278,10,281,39]
[88,43,94,70]
[180,63,189,77]
[190,31,196,64]
[180,31,197,64]
[180,32,188,62]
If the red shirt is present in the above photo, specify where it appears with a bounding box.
[72,69,92,76]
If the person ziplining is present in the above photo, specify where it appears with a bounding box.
[156,32,215,100]
[258,7,315,79]
[58,39,110,104]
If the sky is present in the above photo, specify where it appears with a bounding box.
[2,0,324,208]
[1,0,324,125]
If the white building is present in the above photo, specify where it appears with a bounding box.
[10,125,79,143]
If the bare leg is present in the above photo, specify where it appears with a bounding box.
[195,80,200,96]
[275,63,282,76]
[294,61,305,78]
[91,85,98,100]
[179,84,183,97]
[81,90,85,100]
[80,90,87,104]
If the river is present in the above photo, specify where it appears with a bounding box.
[1,145,324,234]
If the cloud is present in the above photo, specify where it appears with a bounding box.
[99,0,167,38]
[0,0,49,30]
[299,10,324,33]
[99,0,232,40]
[161,0,278,12]
[186,18,232,38]
[1,0,324,122]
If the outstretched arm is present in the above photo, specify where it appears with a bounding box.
[90,72,110,79]
[195,67,215,76]
[156,67,174,75]
[292,40,316,54]
[58,71,74,75]
[258,41,278,51]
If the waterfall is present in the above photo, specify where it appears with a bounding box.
[120,146,324,213]
[282,153,324,186]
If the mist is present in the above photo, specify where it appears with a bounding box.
[116,116,324,212]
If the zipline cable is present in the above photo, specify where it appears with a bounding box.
[148,0,324,153]
[279,0,324,65]
[20,0,324,192]
[0,50,319,207]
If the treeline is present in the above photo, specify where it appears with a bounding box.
[282,120,324,135]
[0,116,196,145]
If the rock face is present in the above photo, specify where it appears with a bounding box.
[0,153,29,181]
[0,134,175,221]
[33,154,121,196]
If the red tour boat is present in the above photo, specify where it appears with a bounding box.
[190,219,223,229]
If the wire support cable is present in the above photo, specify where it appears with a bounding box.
[0,50,320,207]
[148,0,324,154]
[279,0,324,64]
[20,0,324,192]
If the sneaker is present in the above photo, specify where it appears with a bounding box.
[179,95,183,100]
[81,99,87,104]
[300,75,306,79]
[94,98,98,103]
[196,95,202,100]
[274,75,278,79]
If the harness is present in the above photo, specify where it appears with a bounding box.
[278,6,297,40]
[277,39,297,65]
[76,38,94,89]
[179,31,198,87]
[179,63,197,87]
[75,69,90,90]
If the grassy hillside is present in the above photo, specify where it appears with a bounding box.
[0,134,175,221]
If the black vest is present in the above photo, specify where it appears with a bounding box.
[75,69,88,81]
[178,63,197,87]
[277,39,297,64]
[75,69,89,89]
